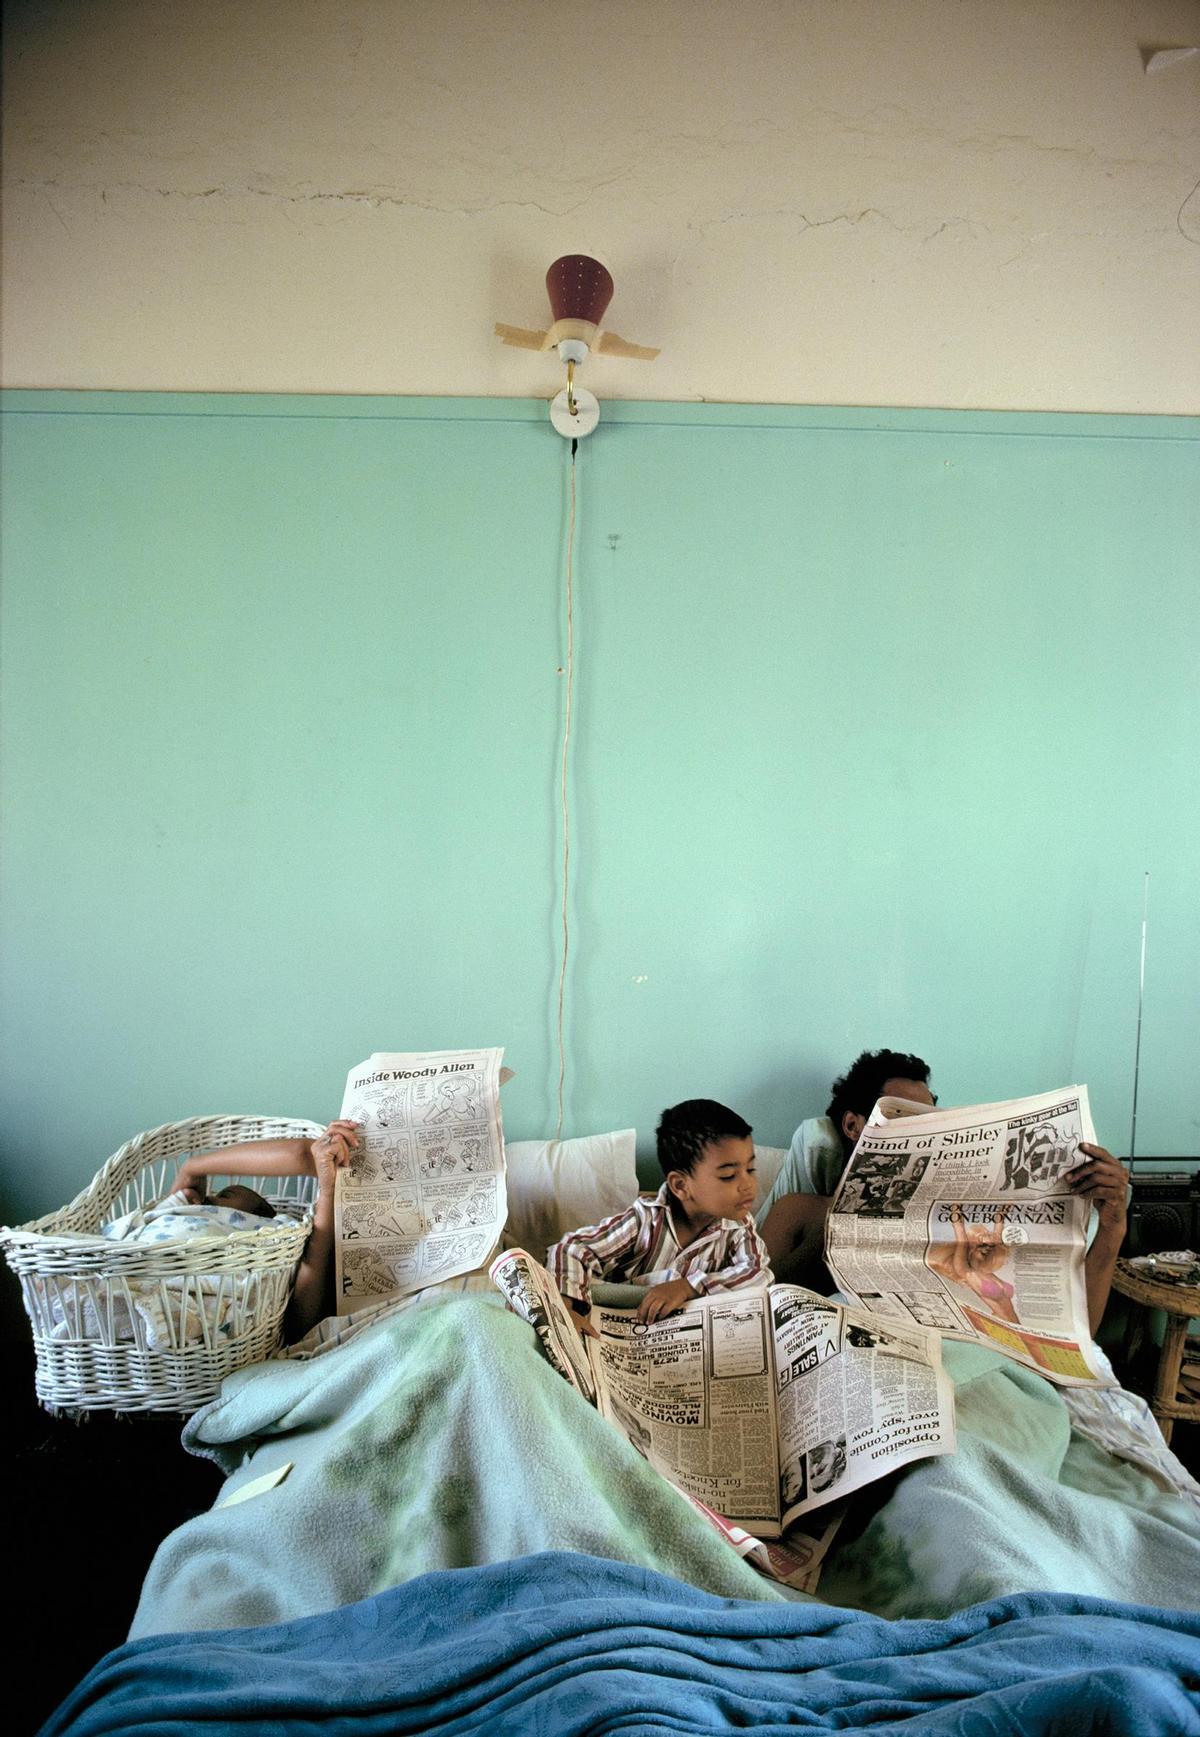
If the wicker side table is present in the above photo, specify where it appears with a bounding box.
[1111,1258,1200,1444]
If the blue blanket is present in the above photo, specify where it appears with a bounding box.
[42,1550,1200,1736]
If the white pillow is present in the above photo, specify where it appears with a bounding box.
[752,1145,788,1215]
[503,1130,638,1264]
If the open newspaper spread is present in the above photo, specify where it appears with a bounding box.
[825,1086,1109,1385]
[490,1247,954,1580]
[334,1049,506,1312]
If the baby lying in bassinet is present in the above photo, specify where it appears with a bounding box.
[45,1185,285,1351]
[41,1121,355,1354]
[102,1182,277,1244]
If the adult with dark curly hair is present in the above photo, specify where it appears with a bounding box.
[760,1051,1127,1331]
[759,1049,935,1287]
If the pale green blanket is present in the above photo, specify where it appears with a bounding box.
[130,1295,780,1638]
[130,1296,1200,1639]
[820,1340,1200,1617]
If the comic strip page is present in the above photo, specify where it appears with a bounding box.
[335,1048,506,1312]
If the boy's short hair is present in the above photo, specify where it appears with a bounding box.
[656,1099,753,1179]
[826,1050,931,1127]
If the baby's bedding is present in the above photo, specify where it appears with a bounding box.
[42,1196,295,1351]
[130,1293,1200,1643]
[45,1553,1200,1737]
[101,1194,276,1244]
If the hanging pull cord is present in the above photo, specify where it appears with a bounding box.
[554,440,579,1141]
[1129,870,1150,1160]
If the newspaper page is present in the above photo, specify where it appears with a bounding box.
[490,1247,597,1401]
[335,1049,506,1312]
[595,1289,952,1534]
[825,1086,1108,1385]
[770,1289,955,1525]
[590,1290,785,1532]
[686,1495,847,1593]
[490,1252,846,1589]
[491,1252,955,1540]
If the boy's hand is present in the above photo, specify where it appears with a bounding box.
[636,1278,697,1323]
[1067,1144,1128,1233]
[312,1120,361,1188]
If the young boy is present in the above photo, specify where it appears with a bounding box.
[547,1099,771,1332]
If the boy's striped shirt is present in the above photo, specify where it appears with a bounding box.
[548,1184,770,1304]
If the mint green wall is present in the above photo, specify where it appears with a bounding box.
[2,393,1197,1222]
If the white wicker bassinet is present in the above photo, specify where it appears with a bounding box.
[0,1115,323,1415]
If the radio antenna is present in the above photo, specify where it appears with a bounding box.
[1129,870,1149,1161]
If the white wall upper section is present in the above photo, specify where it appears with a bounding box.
[3,0,1198,411]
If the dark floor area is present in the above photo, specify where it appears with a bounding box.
[6,1268,225,1734]
[9,1271,1198,1736]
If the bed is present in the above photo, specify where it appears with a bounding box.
[36,1131,1200,1734]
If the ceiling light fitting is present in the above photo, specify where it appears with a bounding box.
[496,254,659,439]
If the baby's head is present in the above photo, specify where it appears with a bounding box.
[655,1099,756,1224]
[209,1184,276,1219]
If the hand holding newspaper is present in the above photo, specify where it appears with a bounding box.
[490,1247,955,1583]
[334,1049,507,1312]
[825,1085,1111,1385]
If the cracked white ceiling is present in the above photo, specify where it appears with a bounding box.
[2,0,1197,411]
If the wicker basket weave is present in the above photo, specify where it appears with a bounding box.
[0,1115,323,1415]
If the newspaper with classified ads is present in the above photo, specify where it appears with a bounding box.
[334,1049,507,1311]
[825,1086,1109,1385]
[490,1247,954,1577]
